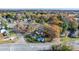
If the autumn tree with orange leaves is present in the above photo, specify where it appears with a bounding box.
[48,15,63,45]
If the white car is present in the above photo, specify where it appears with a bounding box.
[0,28,8,36]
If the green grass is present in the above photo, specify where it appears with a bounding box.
[51,37,79,51]
[8,29,17,37]
[52,44,72,51]
[61,37,79,44]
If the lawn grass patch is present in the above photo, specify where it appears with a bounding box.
[61,37,79,44]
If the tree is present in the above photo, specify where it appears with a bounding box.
[48,15,63,45]
[69,21,78,31]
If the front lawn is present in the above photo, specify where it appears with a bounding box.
[0,39,17,44]
[61,37,79,44]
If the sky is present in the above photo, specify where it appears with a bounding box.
[0,0,79,9]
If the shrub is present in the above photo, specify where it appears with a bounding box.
[24,34,37,42]
[52,44,72,51]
